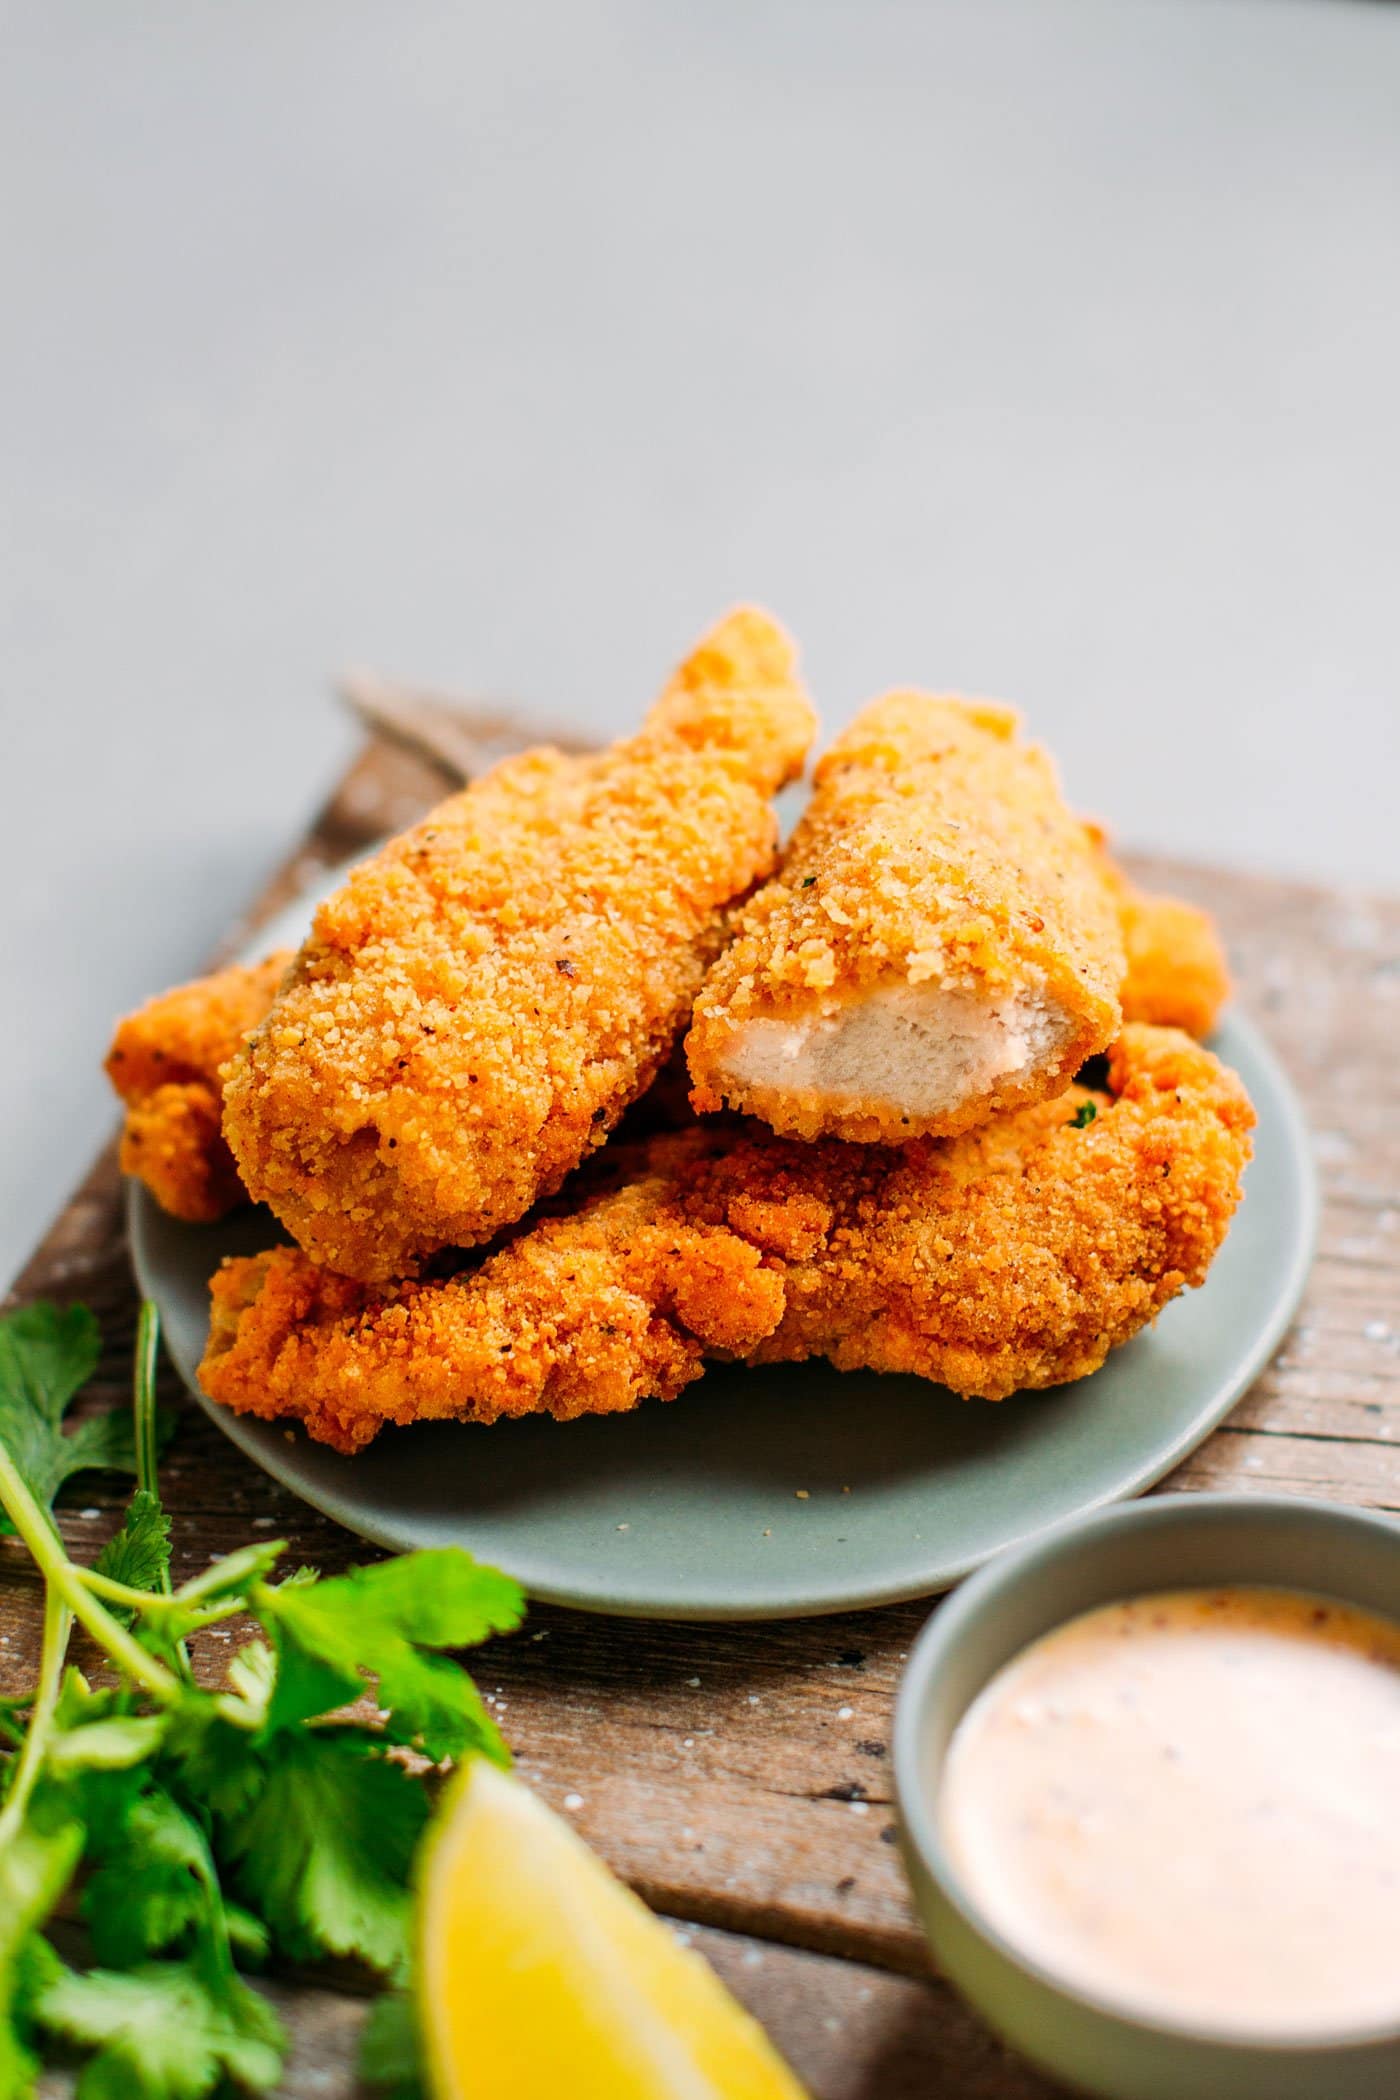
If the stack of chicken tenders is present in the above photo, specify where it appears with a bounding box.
[105,610,1253,1455]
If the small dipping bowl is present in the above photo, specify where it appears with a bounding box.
[893,1493,1400,2100]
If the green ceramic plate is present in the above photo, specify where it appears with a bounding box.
[130,879,1316,1621]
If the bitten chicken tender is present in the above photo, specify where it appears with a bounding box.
[685,693,1126,1144]
[200,1025,1253,1453]
[104,954,293,1221]
[220,610,817,1281]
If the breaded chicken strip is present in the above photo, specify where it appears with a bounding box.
[221,610,816,1282]
[685,693,1126,1144]
[200,1025,1252,1452]
[104,954,293,1221]
[100,856,1222,1225]
[1101,853,1230,1037]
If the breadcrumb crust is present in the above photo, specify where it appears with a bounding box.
[1115,880,1231,1038]
[101,815,1228,1227]
[103,954,293,1222]
[201,1025,1253,1452]
[686,692,1126,1141]
[220,609,816,1281]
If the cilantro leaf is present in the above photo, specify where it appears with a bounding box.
[360,1989,425,2099]
[0,1301,101,1515]
[224,1640,277,1719]
[213,1729,428,1978]
[0,1299,530,2096]
[223,1904,270,1968]
[0,1813,84,2097]
[47,1711,168,1778]
[316,1549,524,1652]
[255,1549,523,1760]
[0,1813,84,1960]
[0,1301,100,1428]
[164,1703,272,1827]
[82,1788,219,1967]
[51,1664,116,1730]
[1068,1099,1098,1129]
[37,1673,164,1854]
[93,1490,172,1617]
[0,1302,170,1526]
[31,1950,284,2100]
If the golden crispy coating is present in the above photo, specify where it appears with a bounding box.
[686,693,1126,1143]
[104,954,292,1222]
[119,1086,244,1224]
[1107,868,1230,1037]
[221,610,816,1282]
[201,1025,1253,1453]
[1082,819,1229,1036]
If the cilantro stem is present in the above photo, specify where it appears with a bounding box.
[76,1567,182,1611]
[0,1432,181,1703]
[76,1568,246,1635]
[178,1541,287,1605]
[133,1300,165,1525]
[171,1601,249,1635]
[130,1298,194,1680]
[0,1585,71,1850]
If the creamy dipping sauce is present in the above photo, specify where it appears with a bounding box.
[939,1587,1400,2036]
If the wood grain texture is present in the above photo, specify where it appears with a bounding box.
[6,735,1397,2097]
[33,1923,1064,2100]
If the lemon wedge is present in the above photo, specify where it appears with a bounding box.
[419,1757,811,2099]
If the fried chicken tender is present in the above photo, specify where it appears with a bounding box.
[104,954,293,1221]
[1103,860,1230,1037]
[220,610,816,1282]
[685,693,1126,1144]
[200,1024,1253,1453]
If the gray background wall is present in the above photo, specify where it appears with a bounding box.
[3,0,1398,1288]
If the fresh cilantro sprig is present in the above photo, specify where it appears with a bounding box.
[0,1300,173,1534]
[0,1299,524,2100]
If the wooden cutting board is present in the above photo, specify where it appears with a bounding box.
[7,728,1399,2099]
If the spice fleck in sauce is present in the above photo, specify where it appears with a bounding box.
[939,1587,1400,2035]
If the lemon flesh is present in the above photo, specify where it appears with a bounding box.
[419,1758,810,2100]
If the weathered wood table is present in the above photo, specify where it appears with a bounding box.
[7,731,1398,2098]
